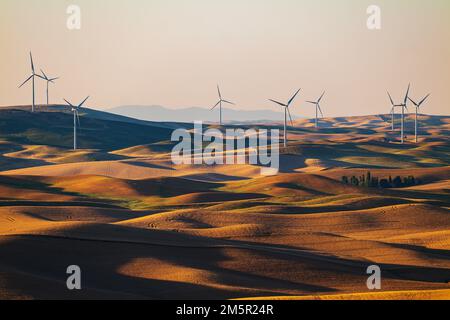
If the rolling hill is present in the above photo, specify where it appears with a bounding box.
[0,106,449,300]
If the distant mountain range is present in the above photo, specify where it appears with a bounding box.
[107,105,295,124]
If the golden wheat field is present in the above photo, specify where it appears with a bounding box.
[0,107,449,300]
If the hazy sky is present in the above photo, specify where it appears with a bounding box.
[1,0,449,117]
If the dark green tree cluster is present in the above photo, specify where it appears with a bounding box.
[341,172,419,189]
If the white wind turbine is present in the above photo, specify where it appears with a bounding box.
[40,69,59,105]
[387,91,403,132]
[268,89,301,147]
[306,91,325,128]
[18,52,44,112]
[408,93,430,143]
[64,96,89,150]
[211,85,235,125]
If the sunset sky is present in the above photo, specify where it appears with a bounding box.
[1,0,449,117]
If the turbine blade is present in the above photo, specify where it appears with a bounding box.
[211,101,220,110]
[18,75,33,88]
[288,88,301,106]
[387,91,394,106]
[318,91,325,103]
[269,99,287,107]
[40,69,48,80]
[49,77,60,82]
[222,99,235,105]
[287,107,294,126]
[217,85,222,100]
[306,101,317,105]
[404,83,410,104]
[64,99,75,107]
[408,97,418,106]
[318,105,324,118]
[30,52,35,74]
[76,111,81,128]
[418,94,430,106]
[78,96,90,108]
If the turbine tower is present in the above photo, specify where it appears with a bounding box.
[40,69,59,105]
[306,91,325,128]
[408,93,430,143]
[387,91,403,132]
[64,96,89,151]
[268,89,301,147]
[211,85,235,126]
[19,52,44,112]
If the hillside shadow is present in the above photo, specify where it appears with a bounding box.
[124,160,174,171]
[0,228,336,299]
[220,237,450,285]
[1,221,449,299]
[281,140,448,170]
[384,242,450,263]
[0,155,49,171]
[181,173,251,182]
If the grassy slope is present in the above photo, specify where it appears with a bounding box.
[0,108,175,151]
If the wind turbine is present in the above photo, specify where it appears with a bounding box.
[408,93,430,143]
[18,52,44,112]
[387,91,403,132]
[306,91,325,128]
[400,84,411,144]
[40,69,59,105]
[268,89,301,147]
[211,85,235,125]
[64,96,89,151]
